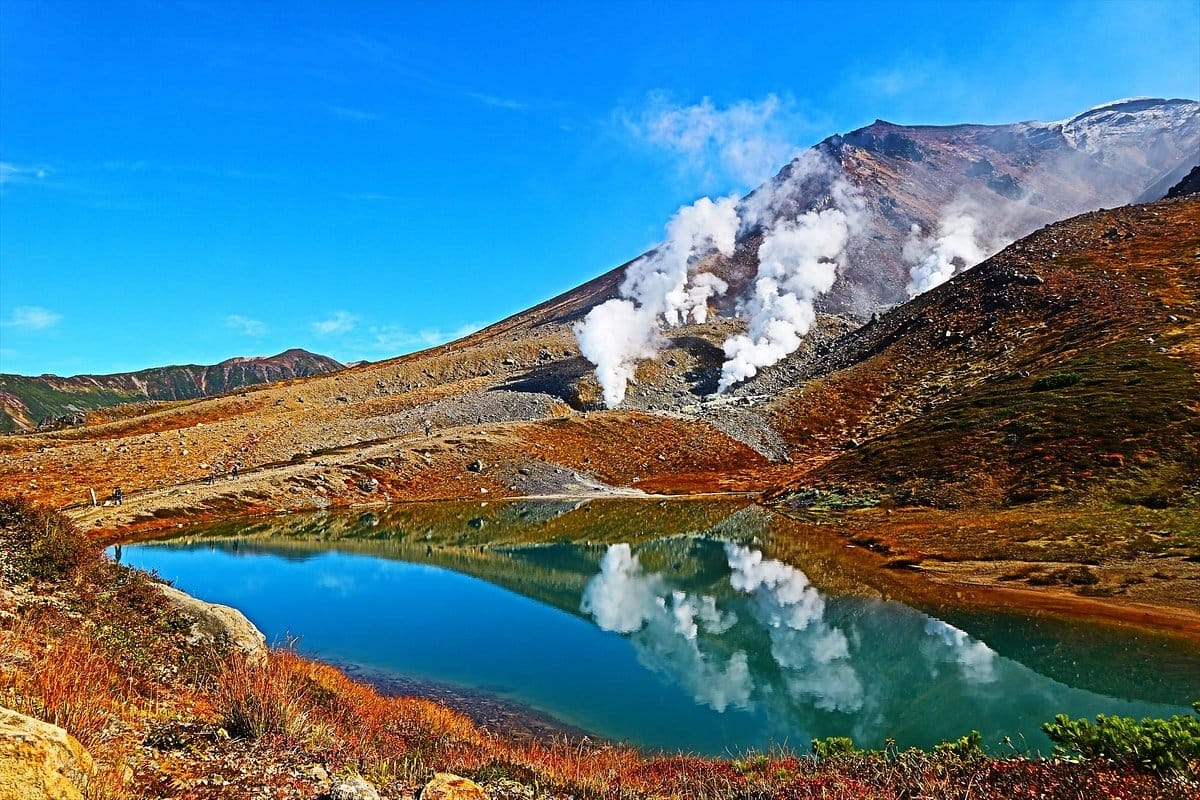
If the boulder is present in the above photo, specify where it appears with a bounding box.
[329,774,380,800]
[422,773,488,800]
[156,584,266,661]
[0,706,94,800]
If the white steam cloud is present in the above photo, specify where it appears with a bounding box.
[577,540,1045,739]
[923,619,997,684]
[904,205,990,297]
[575,195,740,407]
[717,180,863,392]
[581,542,863,715]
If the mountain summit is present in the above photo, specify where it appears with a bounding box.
[731,97,1199,313]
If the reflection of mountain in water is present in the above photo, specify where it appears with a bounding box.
[133,500,1198,713]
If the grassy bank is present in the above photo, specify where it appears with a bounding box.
[0,498,1194,799]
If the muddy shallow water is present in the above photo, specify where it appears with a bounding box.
[113,499,1199,756]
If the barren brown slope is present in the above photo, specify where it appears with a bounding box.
[763,195,1199,510]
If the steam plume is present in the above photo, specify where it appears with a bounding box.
[903,205,989,296]
[575,195,741,407]
[717,182,861,392]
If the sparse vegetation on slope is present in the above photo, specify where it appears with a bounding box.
[2,500,1195,798]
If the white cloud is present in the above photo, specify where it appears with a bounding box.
[225,314,266,336]
[369,321,483,354]
[3,306,62,330]
[624,92,809,187]
[467,92,528,111]
[0,162,51,185]
[858,64,932,98]
[312,311,359,335]
[329,105,379,121]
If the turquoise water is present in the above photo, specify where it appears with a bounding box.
[113,501,1199,755]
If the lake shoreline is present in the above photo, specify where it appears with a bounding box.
[102,495,1200,645]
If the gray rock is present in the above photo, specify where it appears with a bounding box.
[329,774,381,800]
[156,584,266,661]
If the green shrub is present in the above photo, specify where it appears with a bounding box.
[731,753,769,775]
[0,497,97,581]
[1030,372,1082,391]
[811,736,858,759]
[933,729,983,758]
[1042,707,1200,775]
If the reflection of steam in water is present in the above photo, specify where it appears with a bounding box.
[581,544,752,711]
[924,618,998,684]
[581,542,1004,732]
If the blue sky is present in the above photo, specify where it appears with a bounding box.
[2,0,1197,375]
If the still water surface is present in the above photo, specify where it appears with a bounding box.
[114,500,1198,755]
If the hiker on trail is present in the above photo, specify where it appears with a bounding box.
[231,464,239,478]
[113,487,123,506]
[423,419,432,437]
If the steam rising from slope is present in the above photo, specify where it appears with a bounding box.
[575,195,740,407]
[904,204,990,296]
[718,180,864,392]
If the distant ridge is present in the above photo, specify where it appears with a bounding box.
[0,348,343,432]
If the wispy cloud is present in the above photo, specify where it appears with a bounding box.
[466,92,528,111]
[2,306,62,330]
[0,162,52,186]
[342,191,393,202]
[328,32,530,112]
[329,104,380,121]
[854,59,935,98]
[97,160,280,181]
[369,321,483,354]
[312,311,359,335]
[622,92,817,188]
[225,314,266,336]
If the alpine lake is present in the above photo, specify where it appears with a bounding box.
[112,498,1199,756]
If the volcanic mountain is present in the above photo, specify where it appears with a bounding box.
[528,97,1198,325]
[0,348,343,433]
[0,100,1196,627]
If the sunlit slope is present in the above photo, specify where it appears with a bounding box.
[764,196,1198,510]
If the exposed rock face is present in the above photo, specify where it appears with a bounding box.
[1166,164,1200,198]
[0,706,94,800]
[422,772,489,800]
[156,583,266,660]
[329,774,381,800]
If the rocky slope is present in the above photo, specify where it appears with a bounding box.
[749,96,1199,314]
[0,349,343,433]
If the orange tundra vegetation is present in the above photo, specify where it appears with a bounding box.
[2,498,1195,799]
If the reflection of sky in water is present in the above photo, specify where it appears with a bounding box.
[116,536,1195,755]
